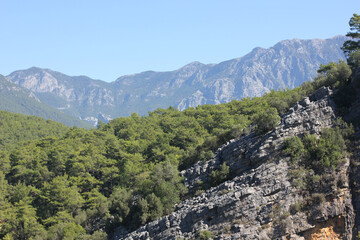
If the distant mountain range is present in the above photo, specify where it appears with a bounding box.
[0,75,91,128]
[4,35,346,126]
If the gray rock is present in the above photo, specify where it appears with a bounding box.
[116,88,354,239]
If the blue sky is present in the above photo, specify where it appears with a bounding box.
[1,0,358,82]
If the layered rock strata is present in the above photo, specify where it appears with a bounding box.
[117,87,354,240]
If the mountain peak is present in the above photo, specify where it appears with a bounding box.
[4,36,347,125]
[183,61,204,67]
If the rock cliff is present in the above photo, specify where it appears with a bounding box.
[116,87,355,239]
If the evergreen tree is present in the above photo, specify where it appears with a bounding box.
[342,13,360,56]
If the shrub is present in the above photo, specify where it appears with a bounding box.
[300,128,346,173]
[198,230,214,240]
[254,108,280,134]
[283,123,352,196]
[194,189,205,196]
[224,225,231,232]
[337,174,348,188]
[109,188,132,224]
[289,201,304,215]
[314,61,352,88]
[309,193,326,205]
[181,149,214,170]
[134,193,164,225]
[306,174,321,192]
[268,97,289,115]
[315,128,346,170]
[288,168,307,190]
[283,136,305,162]
[348,49,360,70]
[210,162,230,186]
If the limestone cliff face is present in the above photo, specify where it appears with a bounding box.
[116,87,354,240]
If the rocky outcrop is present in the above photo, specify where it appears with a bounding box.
[116,87,354,239]
[181,87,336,193]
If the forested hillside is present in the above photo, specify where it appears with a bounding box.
[0,12,359,240]
[0,110,70,149]
[0,54,355,239]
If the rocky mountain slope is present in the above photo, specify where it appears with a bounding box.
[116,86,355,239]
[114,36,346,113]
[0,75,91,128]
[6,67,113,125]
[6,36,346,125]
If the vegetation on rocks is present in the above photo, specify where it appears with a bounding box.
[284,119,353,172]
[284,119,353,214]
[0,12,358,240]
[0,59,354,239]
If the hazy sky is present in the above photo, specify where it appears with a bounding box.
[1,0,358,82]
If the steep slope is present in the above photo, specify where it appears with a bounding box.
[341,66,360,238]
[0,75,91,128]
[117,87,354,239]
[0,62,357,239]
[6,36,346,125]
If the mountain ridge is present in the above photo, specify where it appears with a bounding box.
[0,74,91,128]
[1,57,359,239]
[5,36,346,125]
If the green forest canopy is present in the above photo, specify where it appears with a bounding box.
[0,13,359,240]
[0,58,353,239]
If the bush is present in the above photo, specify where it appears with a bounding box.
[313,61,352,89]
[309,193,326,205]
[288,168,307,190]
[289,201,304,215]
[198,230,214,240]
[210,162,230,186]
[300,129,346,173]
[315,128,346,170]
[283,136,305,162]
[306,174,321,192]
[134,194,163,225]
[348,49,360,70]
[181,149,214,170]
[254,108,280,134]
[283,123,352,196]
